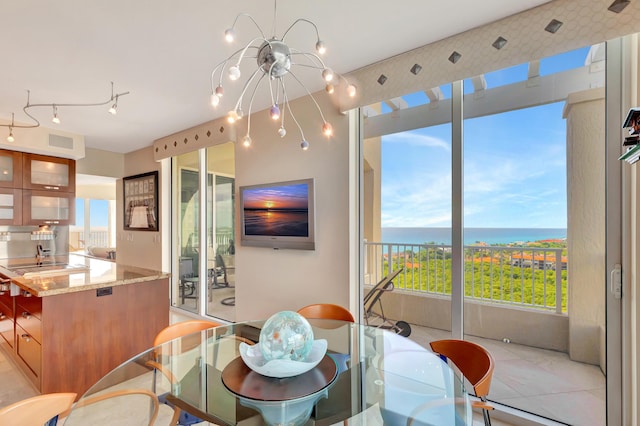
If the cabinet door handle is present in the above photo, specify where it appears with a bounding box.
[43,186,60,190]
[0,313,5,320]
[22,311,31,319]
[21,290,32,297]
[43,221,60,225]
[20,334,31,343]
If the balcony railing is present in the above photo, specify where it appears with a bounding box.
[69,230,110,249]
[364,241,567,314]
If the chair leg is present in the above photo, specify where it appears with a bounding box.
[482,408,492,426]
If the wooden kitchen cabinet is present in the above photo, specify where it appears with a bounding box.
[7,277,169,395]
[22,153,75,193]
[22,190,75,226]
[0,149,23,189]
[0,188,22,226]
[0,291,13,348]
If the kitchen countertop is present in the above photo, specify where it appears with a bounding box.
[0,254,170,297]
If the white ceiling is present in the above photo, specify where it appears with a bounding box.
[0,0,551,154]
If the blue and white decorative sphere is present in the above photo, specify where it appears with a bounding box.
[259,311,314,362]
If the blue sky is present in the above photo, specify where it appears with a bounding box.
[75,199,109,227]
[379,47,589,229]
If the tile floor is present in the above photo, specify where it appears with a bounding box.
[407,325,606,426]
[0,314,605,426]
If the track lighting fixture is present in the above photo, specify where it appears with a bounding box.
[1,81,129,143]
[6,114,14,143]
[210,0,356,151]
[52,105,60,124]
[108,94,119,115]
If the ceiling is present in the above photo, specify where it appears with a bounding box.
[0,0,551,154]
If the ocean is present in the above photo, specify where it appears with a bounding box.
[381,227,567,246]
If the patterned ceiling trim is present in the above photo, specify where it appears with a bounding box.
[153,116,236,161]
[340,0,640,112]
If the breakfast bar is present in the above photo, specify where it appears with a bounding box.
[0,254,169,397]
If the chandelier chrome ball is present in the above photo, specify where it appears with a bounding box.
[209,1,357,151]
[258,40,292,78]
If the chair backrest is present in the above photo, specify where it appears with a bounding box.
[216,253,226,269]
[297,303,355,322]
[215,253,228,283]
[0,392,76,425]
[153,319,221,347]
[429,339,495,398]
[73,389,160,426]
[363,268,403,310]
[179,257,194,278]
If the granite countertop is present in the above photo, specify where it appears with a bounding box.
[1,254,170,297]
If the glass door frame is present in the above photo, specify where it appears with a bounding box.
[357,44,626,423]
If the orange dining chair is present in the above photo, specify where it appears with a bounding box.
[297,303,353,425]
[429,339,495,426]
[149,319,221,426]
[297,303,355,322]
[0,392,76,426]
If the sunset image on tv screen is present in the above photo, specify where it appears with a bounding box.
[243,182,309,237]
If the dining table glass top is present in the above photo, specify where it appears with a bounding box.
[64,319,472,426]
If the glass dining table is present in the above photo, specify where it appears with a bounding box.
[64,319,471,426]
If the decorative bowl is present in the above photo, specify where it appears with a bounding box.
[239,339,328,378]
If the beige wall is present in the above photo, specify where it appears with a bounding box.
[563,89,606,366]
[234,92,351,321]
[77,148,124,178]
[117,146,163,271]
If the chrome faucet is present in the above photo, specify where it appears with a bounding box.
[36,244,51,264]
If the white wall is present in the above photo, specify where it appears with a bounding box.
[234,92,351,321]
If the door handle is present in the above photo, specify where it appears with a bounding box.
[610,264,622,299]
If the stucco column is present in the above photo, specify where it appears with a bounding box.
[563,87,606,367]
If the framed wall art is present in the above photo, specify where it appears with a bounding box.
[123,171,159,231]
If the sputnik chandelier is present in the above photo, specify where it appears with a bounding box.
[210,0,357,151]
[0,82,129,143]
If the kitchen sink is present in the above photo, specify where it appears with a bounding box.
[11,263,90,277]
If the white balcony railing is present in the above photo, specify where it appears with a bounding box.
[69,230,110,249]
[364,241,566,314]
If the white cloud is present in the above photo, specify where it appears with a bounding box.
[383,132,450,150]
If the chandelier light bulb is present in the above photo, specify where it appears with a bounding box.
[242,135,252,147]
[211,5,354,150]
[347,84,357,97]
[322,68,334,82]
[322,122,333,137]
[7,129,14,143]
[228,65,241,81]
[270,104,280,120]
[224,28,235,43]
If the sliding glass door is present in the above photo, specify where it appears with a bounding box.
[360,42,618,424]
[171,143,236,321]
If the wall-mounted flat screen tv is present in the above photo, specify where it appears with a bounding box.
[239,178,315,250]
